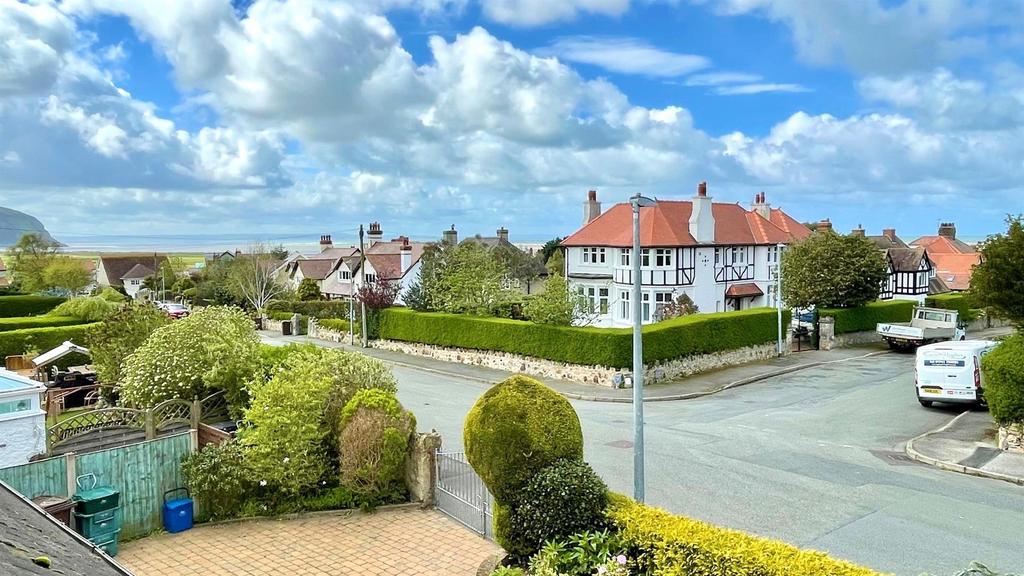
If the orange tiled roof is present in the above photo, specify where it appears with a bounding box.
[562,200,810,248]
[725,283,764,298]
[929,252,980,291]
[909,235,976,254]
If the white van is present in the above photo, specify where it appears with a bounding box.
[915,340,1000,407]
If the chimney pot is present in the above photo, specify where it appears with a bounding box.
[442,225,458,245]
[583,190,602,225]
[818,218,833,230]
[883,228,896,240]
[697,181,707,197]
[938,222,956,239]
[497,227,509,243]
[588,190,597,201]
[851,226,865,237]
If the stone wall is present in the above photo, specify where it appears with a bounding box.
[371,338,781,387]
[308,321,353,344]
[821,315,1008,351]
[405,431,442,505]
[998,423,1024,454]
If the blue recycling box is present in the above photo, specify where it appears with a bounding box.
[162,488,194,534]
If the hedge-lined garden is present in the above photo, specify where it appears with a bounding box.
[266,299,351,319]
[819,300,915,334]
[0,323,101,358]
[0,315,88,332]
[0,295,67,317]
[379,307,789,368]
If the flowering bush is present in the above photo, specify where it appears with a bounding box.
[181,441,251,522]
[528,532,631,576]
[119,306,260,409]
[240,346,398,499]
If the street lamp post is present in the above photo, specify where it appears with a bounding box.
[630,193,656,503]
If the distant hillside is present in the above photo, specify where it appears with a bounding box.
[0,206,58,247]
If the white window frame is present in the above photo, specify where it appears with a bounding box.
[655,249,672,267]
[620,249,630,267]
[640,249,650,267]
[619,290,630,319]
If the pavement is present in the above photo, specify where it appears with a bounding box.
[118,505,499,576]
[907,409,1024,485]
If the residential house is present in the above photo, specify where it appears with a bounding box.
[561,184,812,328]
[451,225,547,294]
[284,235,357,292]
[321,224,427,304]
[95,254,168,297]
[910,223,979,292]
[855,227,946,302]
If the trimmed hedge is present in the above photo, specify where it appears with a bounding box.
[266,299,351,319]
[981,335,1024,426]
[819,300,915,334]
[925,293,979,322]
[318,318,358,334]
[379,307,789,368]
[0,323,101,358]
[0,295,67,317]
[0,315,88,332]
[608,493,882,576]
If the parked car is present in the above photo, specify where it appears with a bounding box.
[877,306,966,349]
[164,303,190,319]
[915,340,999,408]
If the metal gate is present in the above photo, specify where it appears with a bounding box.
[435,451,494,539]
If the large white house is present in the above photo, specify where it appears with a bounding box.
[561,184,812,328]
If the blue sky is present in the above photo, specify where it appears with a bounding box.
[2,0,1023,247]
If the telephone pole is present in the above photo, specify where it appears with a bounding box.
[359,225,368,348]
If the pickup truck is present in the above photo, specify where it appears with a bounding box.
[877,306,966,349]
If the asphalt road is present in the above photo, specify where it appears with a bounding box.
[394,354,1024,576]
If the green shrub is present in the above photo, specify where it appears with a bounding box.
[981,335,1024,426]
[266,299,351,319]
[119,306,261,409]
[51,297,120,321]
[338,389,415,503]
[607,493,883,576]
[464,375,583,503]
[318,318,358,334]
[489,567,526,576]
[97,287,127,303]
[85,305,170,386]
[240,347,398,499]
[181,441,251,522]
[505,459,608,559]
[819,300,915,334]
[528,531,631,576]
[380,307,788,368]
[0,295,66,317]
[0,323,100,358]
[925,293,979,322]
[0,315,86,332]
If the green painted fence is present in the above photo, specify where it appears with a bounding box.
[0,432,194,540]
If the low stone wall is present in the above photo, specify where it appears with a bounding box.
[264,318,285,332]
[999,423,1024,454]
[308,322,352,344]
[821,314,1009,351]
[371,338,781,387]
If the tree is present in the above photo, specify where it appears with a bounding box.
[7,233,59,292]
[434,242,513,315]
[297,278,322,301]
[86,304,171,386]
[524,275,581,326]
[970,216,1024,326]
[228,244,287,314]
[544,249,565,277]
[780,231,887,309]
[269,244,289,261]
[540,237,563,263]
[654,293,699,322]
[42,257,91,295]
[356,278,400,310]
[143,260,180,298]
[493,243,545,292]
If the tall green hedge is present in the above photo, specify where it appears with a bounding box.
[981,335,1024,426]
[819,300,915,334]
[266,299,350,319]
[0,295,67,317]
[925,293,979,322]
[378,307,789,368]
[0,323,101,358]
[0,316,89,333]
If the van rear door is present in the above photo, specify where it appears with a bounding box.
[917,349,977,401]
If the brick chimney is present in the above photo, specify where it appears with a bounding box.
[583,190,602,225]
[818,218,833,231]
[851,225,865,237]
[938,222,956,240]
[497,227,509,243]
[367,222,383,244]
[882,228,896,241]
[319,234,333,250]
[400,237,412,274]
[442,225,458,245]
[689,181,715,243]
[751,191,771,220]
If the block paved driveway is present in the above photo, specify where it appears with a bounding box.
[118,506,499,576]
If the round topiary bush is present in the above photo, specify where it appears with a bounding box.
[505,459,609,559]
[338,389,416,503]
[982,335,1024,425]
[463,374,583,502]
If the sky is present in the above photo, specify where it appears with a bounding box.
[1,0,1023,248]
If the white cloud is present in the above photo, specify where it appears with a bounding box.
[713,82,808,95]
[684,71,762,86]
[0,1,74,96]
[545,36,709,77]
[479,0,631,26]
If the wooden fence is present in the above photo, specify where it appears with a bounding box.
[0,431,195,540]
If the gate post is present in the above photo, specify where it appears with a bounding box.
[64,452,77,497]
[144,409,156,440]
[191,399,201,429]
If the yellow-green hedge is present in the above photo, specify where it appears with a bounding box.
[0,323,101,358]
[819,300,915,335]
[378,308,789,369]
[0,315,88,332]
[925,293,979,322]
[607,494,884,576]
[0,295,67,317]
